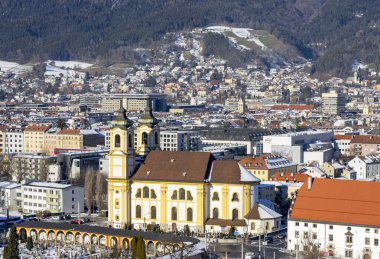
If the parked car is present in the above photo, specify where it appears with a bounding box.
[277,234,286,240]
[64,214,72,220]
[70,219,84,224]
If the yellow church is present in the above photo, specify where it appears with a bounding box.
[107,107,261,234]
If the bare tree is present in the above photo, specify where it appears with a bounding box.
[84,169,96,216]
[95,172,107,211]
[301,230,321,259]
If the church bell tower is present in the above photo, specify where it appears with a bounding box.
[107,107,134,228]
[136,106,160,156]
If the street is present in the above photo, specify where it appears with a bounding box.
[208,237,293,259]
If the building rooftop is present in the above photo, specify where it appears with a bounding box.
[290,178,380,228]
[24,182,73,189]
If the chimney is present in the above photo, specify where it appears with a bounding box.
[308,176,313,190]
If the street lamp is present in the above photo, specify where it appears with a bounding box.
[257,226,264,259]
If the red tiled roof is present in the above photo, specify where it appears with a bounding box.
[350,135,380,144]
[58,129,81,135]
[270,172,308,183]
[290,178,380,227]
[334,135,354,140]
[24,124,51,132]
[271,105,314,111]
[239,156,268,170]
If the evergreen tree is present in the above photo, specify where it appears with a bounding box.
[26,237,33,251]
[131,236,138,258]
[5,226,19,259]
[184,225,191,236]
[137,236,146,259]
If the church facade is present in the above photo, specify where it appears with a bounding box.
[107,107,261,233]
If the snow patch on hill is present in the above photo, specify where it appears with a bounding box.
[0,60,33,75]
[206,26,267,50]
[48,60,93,69]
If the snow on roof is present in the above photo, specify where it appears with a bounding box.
[0,181,21,189]
[238,163,261,182]
[24,182,72,189]
[258,204,282,219]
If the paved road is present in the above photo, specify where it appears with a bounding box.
[208,238,293,259]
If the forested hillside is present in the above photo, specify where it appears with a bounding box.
[0,0,379,77]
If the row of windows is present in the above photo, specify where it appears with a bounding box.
[136,187,157,199]
[135,206,194,222]
[294,222,379,233]
[212,192,240,202]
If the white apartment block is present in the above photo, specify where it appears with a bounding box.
[5,127,24,154]
[21,182,84,214]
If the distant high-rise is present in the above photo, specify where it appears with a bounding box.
[322,91,346,115]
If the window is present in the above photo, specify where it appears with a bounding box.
[151,206,156,220]
[143,187,149,198]
[187,191,193,200]
[151,189,157,199]
[231,193,239,202]
[345,250,353,258]
[142,132,148,145]
[115,134,121,148]
[365,228,370,233]
[329,234,333,241]
[187,208,193,222]
[313,224,317,228]
[365,238,370,245]
[304,223,308,227]
[375,238,379,246]
[213,208,219,219]
[136,189,141,198]
[346,235,353,243]
[155,132,159,145]
[232,209,238,220]
[251,222,255,230]
[171,190,177,200]
[179,188,185,200]
[171,207,177,221]
[128,133,133,148]
[295,222,299,226]
[136,205,141,218]
[312,233,317,239]
[212,192,219,201]
[329,225,333,230]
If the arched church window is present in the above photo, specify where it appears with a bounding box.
[128,133,133,148]
[115,134,121,148]
[142,132,148,145]
[143,186,149,198]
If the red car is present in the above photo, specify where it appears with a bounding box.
[70,219,84,224]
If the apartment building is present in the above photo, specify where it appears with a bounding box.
[349,135,380,156]
[160,130,201,151]
[0,126,5,154]
[21,182,84,214]
[0,182,22,212]
[4,126,24,154]
[288,179,380,259]
[23,124,51,153]
[239,155,298,181]
[11,154,57,182]
[56,129,103,150]
[322,91,346,115]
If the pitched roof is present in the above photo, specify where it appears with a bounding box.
[58,129,81,135]
[24,124,51,132]
[350,135,380,144]
[270,172,309,183]
[271,105,314,111]
[210,160,260,184]
[290,178,380,227]
[245,204,282,220]
[132,151,213,182]
[334,135,354,140]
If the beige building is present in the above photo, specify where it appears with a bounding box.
[44,130,60,155]
[56,129,103,150]
[23,124,51,154]
[101,97,122,112]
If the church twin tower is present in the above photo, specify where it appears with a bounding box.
[107,106,159,227]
